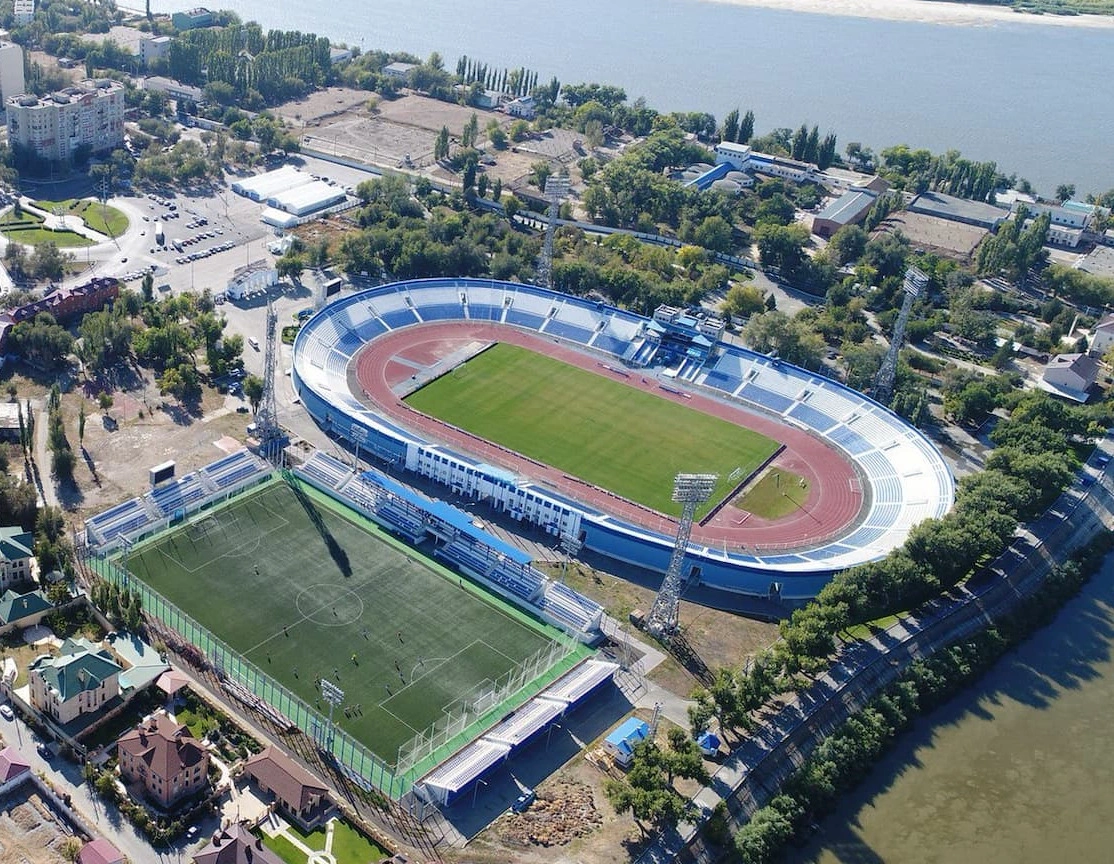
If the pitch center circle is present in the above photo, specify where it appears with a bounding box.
[295,583,365,627]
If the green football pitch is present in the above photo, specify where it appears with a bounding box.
[404,342,782,516]
[126,481,561,765]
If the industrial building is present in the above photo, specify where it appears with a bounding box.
[0,40,24,101]
[267,180,346,216]
[226,261,279,300]
[171,7,213,30]
[231,165,310,201]
[907,191,1008,232]
[811,188,877,238]
[5,79,124,162]
[139,75,203,103]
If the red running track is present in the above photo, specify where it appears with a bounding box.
[352,322,864,553]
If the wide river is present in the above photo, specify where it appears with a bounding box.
[797,554,1114,864]
[146,0,1114,195]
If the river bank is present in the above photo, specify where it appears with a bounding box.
[704,0,1114,28]
[802,547,1114,864]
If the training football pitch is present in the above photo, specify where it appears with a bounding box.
[405,343,782,516]
[125,480,563,766]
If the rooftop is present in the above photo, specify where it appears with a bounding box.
[193,823,284,864]
[0,745,31,783]
[242,746,329,811]
[0,588,52,625]
[907,191,1008,228]
[117,712,206,780]
[30,637,121,701]
[0,525,34,561]
[814,188,877,224]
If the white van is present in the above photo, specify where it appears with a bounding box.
[248,337,260,351]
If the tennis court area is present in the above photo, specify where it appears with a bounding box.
[404,342,782,516]
[125,480,562,765]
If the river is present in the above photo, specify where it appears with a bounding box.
[144,0,1114,196]
[798,554,1114,864]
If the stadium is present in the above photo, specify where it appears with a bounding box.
[292,277,955,602]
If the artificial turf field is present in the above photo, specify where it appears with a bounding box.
[404,342,782,516]
[125,480,561,765]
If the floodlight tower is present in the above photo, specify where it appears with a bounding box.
[318,679,344,750]
[873,266,928,406]
[254,300,283,462]
[646,473,718,639]
[536,174,570,289]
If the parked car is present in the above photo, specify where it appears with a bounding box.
[0,703,14,720]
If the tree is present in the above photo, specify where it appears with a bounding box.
[502,193,521,221]
[723,283,766,319]
[243,374,264,413]
[738,109,755,144]
[722,108,740,144]
[98,392,114,416]
[1055,183,1076,203]
[434,125,450,161]
[142,271,154,303]
[78,402,86,447]
[461,112,479,148]
[530,161,553,191]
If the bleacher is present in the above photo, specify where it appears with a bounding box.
[788,403,836,433]
[150,473,208,517]
[484,698,563,751]
[827,424,873,455]
[416,739,510,805]
[593,333,634,356]
[335,329,364,356]
[85,497,154,545]
[381,308,420,329]
[296,451,353,491]
[545,319,595,344]
[200,450,270,491]
[740,382,794,414]
[504,308,547,330]
[539,581,603,633]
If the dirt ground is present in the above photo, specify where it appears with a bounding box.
[31,365,249,521]
[458,758,645,864]
[540,559,780,697]
[0,790,79,864]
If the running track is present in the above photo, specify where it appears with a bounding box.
[352,322,864,552]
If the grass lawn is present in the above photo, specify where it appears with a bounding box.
[735,468,810,519]
[125,480,561,765]
[328,819,388,862]
[33,198,129,236]
[259,831,306,864]
[0,208,92,247]
[259,820,387,864]
[405,343,781,516]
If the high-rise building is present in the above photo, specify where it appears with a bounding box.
[0,40,24,102]
[5,79,124,163]
[12,0,34,26]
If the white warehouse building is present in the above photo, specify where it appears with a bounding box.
[231,166,311,201]
[267,180,346,217]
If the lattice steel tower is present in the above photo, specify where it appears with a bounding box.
[647,473,718,638]
[874,266,928,405]
[536,174,569,289]
[254,300,283,462]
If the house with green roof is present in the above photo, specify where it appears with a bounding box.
[0,588,54,633]
[0,525,36,592]
[29,637,122,725]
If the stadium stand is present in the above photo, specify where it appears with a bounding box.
[292,278,955,602]
[292,452,604,640]
[415,656,618,806]
[85,450,271,548]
